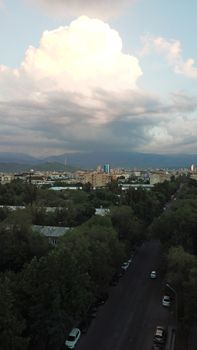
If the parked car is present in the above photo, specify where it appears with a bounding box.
[153,326,167,344]
[162,295,171,307]
[121,261,130,271]
[150,270,157,279]
[65,328,81,349]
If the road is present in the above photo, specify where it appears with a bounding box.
[77,240,172,350]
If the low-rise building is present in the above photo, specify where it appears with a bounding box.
[149,172,171,185]
[76,171,111,188]
[32,225,71,245]
[0,173,14,184]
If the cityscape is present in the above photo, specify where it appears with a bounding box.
[1,162,197,188]
[1,0,197,349]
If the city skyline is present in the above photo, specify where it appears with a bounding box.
[0,0,197,156]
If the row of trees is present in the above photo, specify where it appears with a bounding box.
[150,177,197,330]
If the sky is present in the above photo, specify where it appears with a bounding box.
[0,0,197,157]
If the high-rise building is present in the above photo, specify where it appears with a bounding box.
[103,163,110,174]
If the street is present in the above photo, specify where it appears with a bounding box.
[77,240,172,350]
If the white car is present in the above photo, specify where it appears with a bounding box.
[150,271,157,279]
[65,328,81,349]
[162,295,171,307]
[153,326,167,344]
[121,261,130,271]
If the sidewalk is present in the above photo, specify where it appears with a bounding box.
[166,326,176,350]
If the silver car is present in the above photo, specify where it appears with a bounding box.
[65,328,81,349]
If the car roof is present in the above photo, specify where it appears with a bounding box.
[156,325,165,329]
[155,329,164,336]
[69,328,80,336]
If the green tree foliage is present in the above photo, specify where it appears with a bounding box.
[106,180,121,195]
[153,178,179,202]
[152,178,197,329]
[0,213,125,349]
[150,198,197,254]
[184,267,197,326]
[0,210,49,272]
[166,246,196,289]
[0,207,10,221]
[60,216,125,297]
[121,187,163,224]
[89,188,118,208]
[165,246,197,327]
[0,273,28,350]
[0,175,190,347]
[16,227,104,349]
[110,205,144,249]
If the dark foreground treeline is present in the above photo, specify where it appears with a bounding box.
[0,178,180,350]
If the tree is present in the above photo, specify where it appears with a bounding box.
[110,206,144,247]
[0,273,28,350]
[0,210,49,272]
[184,267,197,327]
[166,246,196,290]
[17,245,93,350]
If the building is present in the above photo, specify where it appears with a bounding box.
[119,183,154,190]
[32,225,71,245]
[50,186,82,191]
[76,171,111,188]
[95,208,110,216]
[103,164,110,174]
[0,173,14,184]
[149,172,171,185]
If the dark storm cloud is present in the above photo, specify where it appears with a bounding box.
[2,87,197,155]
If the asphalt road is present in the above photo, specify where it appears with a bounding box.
[76,240,173,350]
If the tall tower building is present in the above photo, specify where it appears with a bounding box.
[103,163,110,174]
[191,164,195,172]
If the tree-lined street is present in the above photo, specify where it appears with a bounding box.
[78,240,172,350]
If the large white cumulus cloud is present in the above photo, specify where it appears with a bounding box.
[0,16,197,156]
[20,16,142,93]
[0,16,144,154]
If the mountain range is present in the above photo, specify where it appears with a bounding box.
[0,151,196,171]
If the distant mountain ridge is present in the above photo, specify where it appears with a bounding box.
[0,151,196,171]
[43,151,197,168]
[0,162,74,173]
[0,152,41,164]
